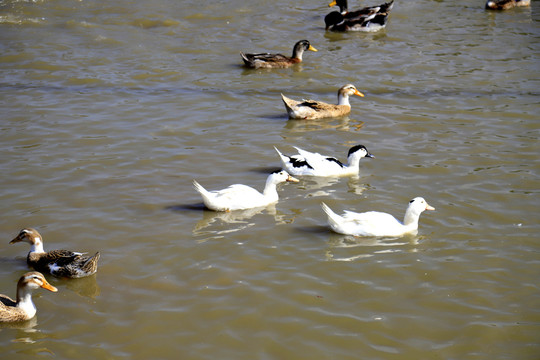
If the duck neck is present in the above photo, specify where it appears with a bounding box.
[403,209,420,229]
[337,0,348,14]
[337,93,351,106]
[345,153,363,172]
[291,47,304,61]
[16,287,37,318]
[30,239,45,254]
[262,178,280,201]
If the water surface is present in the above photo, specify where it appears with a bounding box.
[1,0,539,359]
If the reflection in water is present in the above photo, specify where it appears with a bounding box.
[193,204,296,241]
[60,275,100,299]
[0,316,39,343]
[296,174,368,197]
[324,232,420,262]
[345,175,369,195]
[284,116,364,133]
[297,176,340,197]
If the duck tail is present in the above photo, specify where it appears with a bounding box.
[280,93,296,116]
[321,202,342,228]
[274,146,287,163]
[282,93,302,119]
[82,252,100,275]
[384,0,395,12]
[193,180,208,196]
[239,52,251,66]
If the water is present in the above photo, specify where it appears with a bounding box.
[1,0,539,359]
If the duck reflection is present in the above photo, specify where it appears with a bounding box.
[0,315,38,332]
[324,232,421,262]
[295,175,368,197]
[284,116,364,133]
[60,275,100,299]
[193,204,281,236]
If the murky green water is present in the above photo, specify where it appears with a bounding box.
[1,0,539,359]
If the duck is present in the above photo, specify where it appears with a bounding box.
[325,0,394,32]
[485,0,530,10]
[10,228,100,278]
[321,197,435,237]
[281,84,364,120]
[0,271,57,322]
[193,170,299,211]
[274,144,374,176]
[240,40,318,69]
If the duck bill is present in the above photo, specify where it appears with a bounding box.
[9,235,23,244]
[308,45,318,52]
[426,204,435,211]
[366,153,375,159]
[328,1,337,7]
[354,89,365,97]
[41,282,58,293]
[286,175,300,183]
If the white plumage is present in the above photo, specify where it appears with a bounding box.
[193,170,299,211]
[275,144,373,177]
[321,197,435,237]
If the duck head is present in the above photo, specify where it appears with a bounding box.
[10,228,45,253]
[19,272,58,294]
[268,170,299,185]
[347,144,374,161]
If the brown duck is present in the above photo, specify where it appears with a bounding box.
[485,0,530,10]
[10,228,100,278]
[0,271,57,322]
[240,40,318,69]
[281,84,364,120]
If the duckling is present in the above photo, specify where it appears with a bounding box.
[281,84,364,119]
[274,144,374,176]
[321,197,435,237]
[193,170,299,211]
[240,40,318,69]
[485,0,530,10]
[10,228,100,278]
[325,0,394,32]
[0,272,57,322]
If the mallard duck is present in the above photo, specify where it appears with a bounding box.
[193,170,299,211]
[485,0,530,10]
[240,40,318,69]
[281,84,364,120]
[10,228,100,278]
[274,144,374,176]
[321,197,435,237]
[325,0,394,32]
[0,271,57,322]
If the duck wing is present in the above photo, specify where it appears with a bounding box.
[293,147,346,173]
[30,249,81,270]
[348,0,394,18]
[296,99,336,111]
[49,252,100,278]
[0,294,16,308]
[0,295,26,322]
[342,210,403,235]
[209,184,266,210]
[244,52,288,63]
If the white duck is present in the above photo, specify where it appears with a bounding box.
[321,197,435,237]
[274,144,374,177]
[0,271,58,322]
[193,170,299,211]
